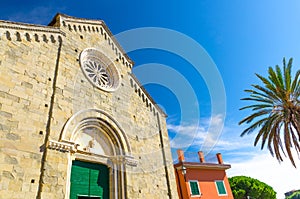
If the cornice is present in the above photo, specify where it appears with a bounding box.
[0,20,65,36]
[48,140,75,152]
[59,14,104,26]
[48,140,138,166]
[174,162,231,170]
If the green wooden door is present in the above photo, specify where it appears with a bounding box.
[70,161,109,199]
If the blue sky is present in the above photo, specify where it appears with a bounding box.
[1,1,300,198]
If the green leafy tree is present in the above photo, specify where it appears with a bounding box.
[229,176,276,199]
[239,58,300,167]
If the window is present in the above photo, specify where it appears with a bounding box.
[189,180,201,196]
[80,48,121,92]
[215,180,227,196]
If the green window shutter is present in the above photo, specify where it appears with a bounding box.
[216,181,227,195]
[189,181,200,195]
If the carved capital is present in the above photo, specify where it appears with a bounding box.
[110,155,138,167]
[48,140,76,152]
[124,155,138,167]
[110,155,125,164]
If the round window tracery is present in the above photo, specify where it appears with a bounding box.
[80,48,120,92]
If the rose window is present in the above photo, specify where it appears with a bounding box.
[84,61,110,88]
[80,48,120,92]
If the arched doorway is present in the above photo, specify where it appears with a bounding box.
[56,109,137,199]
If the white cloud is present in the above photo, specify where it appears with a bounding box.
[209,130,256,153]
[167,114,254,154]
[168,122,207,148]
[227,151,300,199]
[168,114,226,150]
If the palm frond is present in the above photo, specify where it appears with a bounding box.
[275,65,284,89]
[240,117,270,136]
[266,122,277,156]
[239,104,272,111]
[239,109,272,125]
[273,131,284,162]
[268,67,286,99]
[258,120,275,149]
[255,73,278,94]
[240,97,273,104]
[285,58,293,91]
[291,70,300,93]
[251,85,280,102]
[284,122,296,167]
[290,126,300,153]
[255,114,279,147]
[291,113,300,139]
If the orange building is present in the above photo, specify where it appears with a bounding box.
[174,150,234,199]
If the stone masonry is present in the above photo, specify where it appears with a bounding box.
[0,14,179,199]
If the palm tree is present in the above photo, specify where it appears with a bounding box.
[239,58,300,167]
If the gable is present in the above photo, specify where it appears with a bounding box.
[49,13,133,69]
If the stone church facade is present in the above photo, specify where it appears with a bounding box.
[0,14,178,199]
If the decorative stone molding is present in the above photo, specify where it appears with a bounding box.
[48,140,138,166]
[124,155,139,167]
[0,20,65,35]
[129,74,167,118]
[48,140,76,152]
[110,155,138,167]
[0,29,63,43]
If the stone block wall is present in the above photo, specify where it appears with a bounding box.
[0,14,178,199]
[0,21,62,198]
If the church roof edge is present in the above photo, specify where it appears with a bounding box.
[0,19,64,35]
[49,13,134,65]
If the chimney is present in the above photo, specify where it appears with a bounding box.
[216,153,223,164]
[198,151,205,163]
[177,149,185,162]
